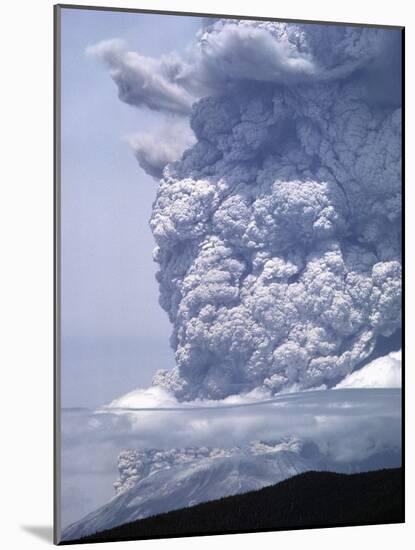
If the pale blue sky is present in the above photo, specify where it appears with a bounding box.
[60,7,202,407]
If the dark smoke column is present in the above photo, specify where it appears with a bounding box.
[149,21,402,400]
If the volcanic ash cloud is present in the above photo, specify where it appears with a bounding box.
[149,22,401,400]
[93,20,402,400]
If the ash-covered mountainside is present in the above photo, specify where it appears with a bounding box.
[92,21,402,400]
[62,439,316,540]
[65,468,403,544]
[61,435,401,542]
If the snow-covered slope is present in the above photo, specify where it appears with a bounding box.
[61,439,319,541]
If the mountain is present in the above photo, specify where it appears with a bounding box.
[63,468,403,544]
[61,439,322,541]
[61,439,401,543]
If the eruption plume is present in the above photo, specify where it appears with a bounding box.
[93,19,402,400]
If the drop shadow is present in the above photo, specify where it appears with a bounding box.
[21,525,54,543]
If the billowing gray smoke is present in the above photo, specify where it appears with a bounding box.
[94,20,402,400]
